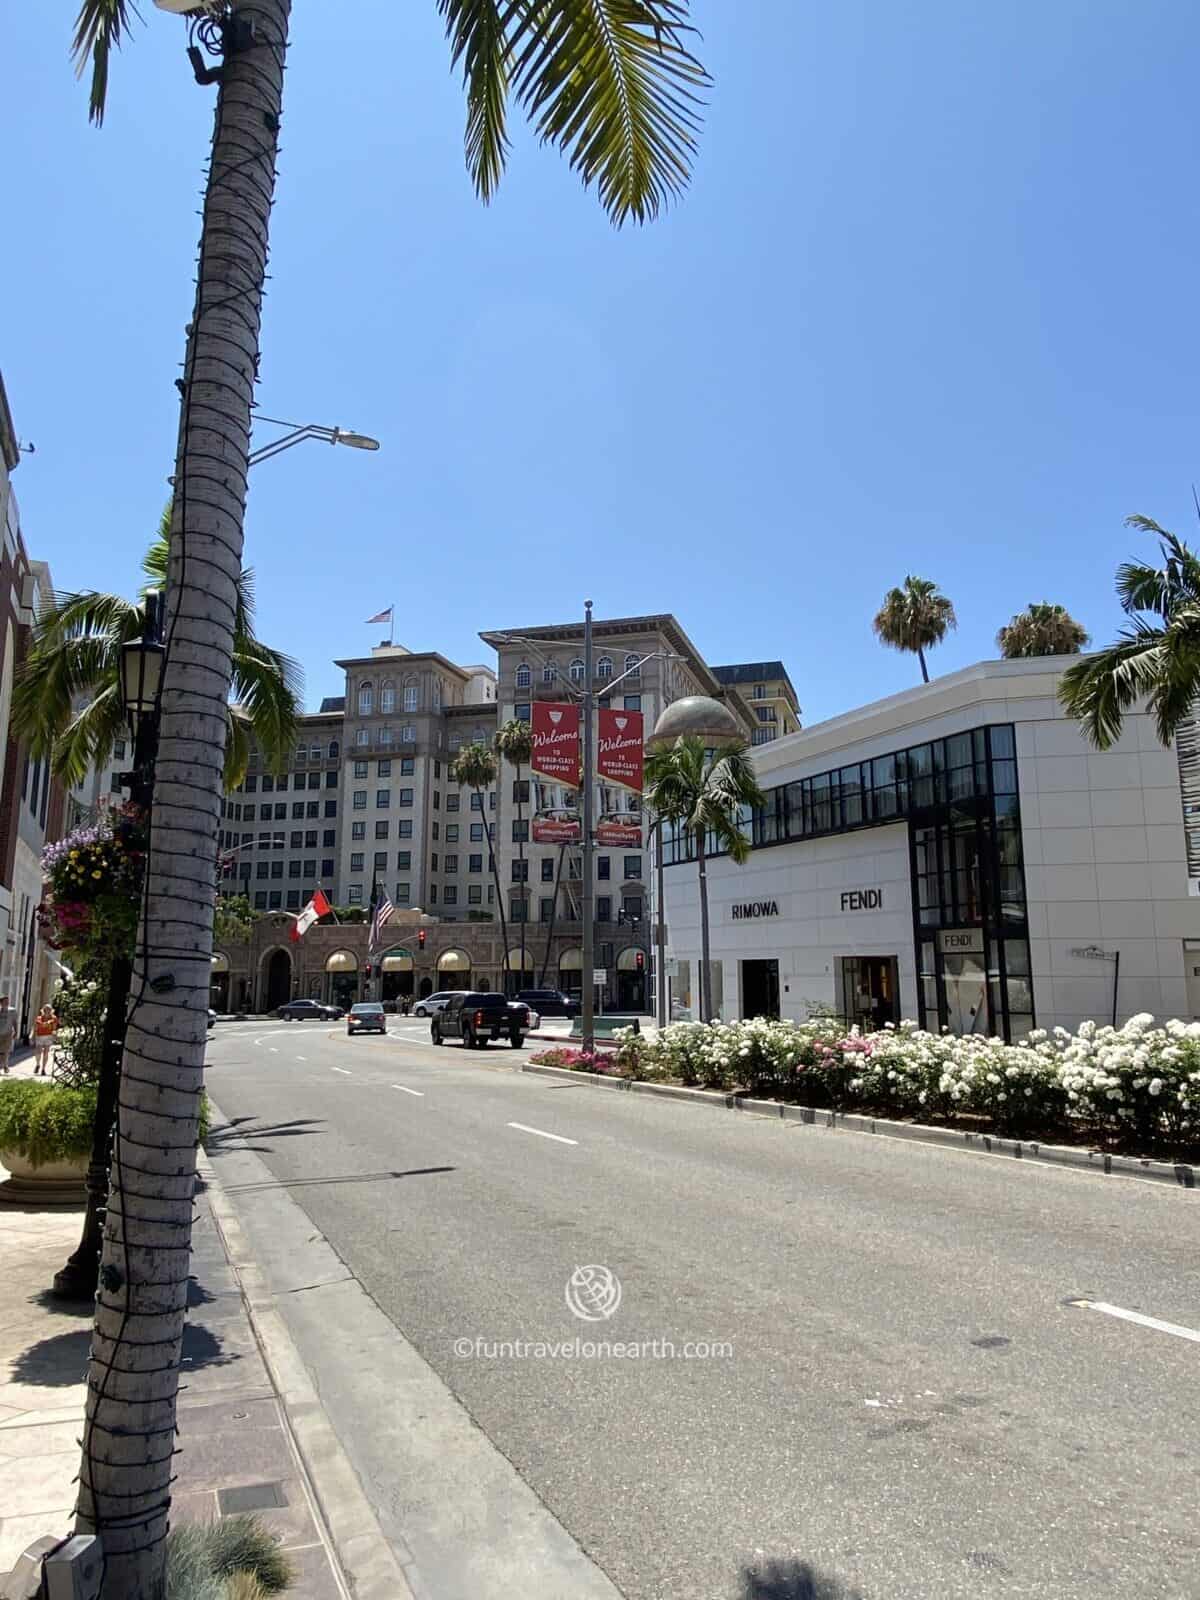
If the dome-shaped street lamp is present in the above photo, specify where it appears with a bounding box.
[647,694,743,750]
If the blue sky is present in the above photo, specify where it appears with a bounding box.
[4,1,1197,725]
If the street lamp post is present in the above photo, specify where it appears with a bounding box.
[248,415,381,468]
[53,593,165,1299]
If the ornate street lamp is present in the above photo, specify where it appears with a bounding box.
[52,594,165,1298]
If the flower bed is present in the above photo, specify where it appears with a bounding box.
[532,1015,1200,1159]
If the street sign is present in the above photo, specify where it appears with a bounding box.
[593,969,607,985]
[1070,945,1118,962]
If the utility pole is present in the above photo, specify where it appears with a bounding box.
[580,601,596,1054]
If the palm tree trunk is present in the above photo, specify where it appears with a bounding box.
[917,646,930,683]
[481,786,510,992]
[538,843,567,985]
[516,761,526,991]
[696,828,713,1023]
[74,6,290,1593]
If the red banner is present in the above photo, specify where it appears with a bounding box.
[597,707,644,795]
[531,701,580,787]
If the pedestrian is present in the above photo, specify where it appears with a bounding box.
[0,996,13,1076]
[34,1003,59,1075]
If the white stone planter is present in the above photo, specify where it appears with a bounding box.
[0,1147,88,1207]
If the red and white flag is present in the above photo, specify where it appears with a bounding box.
[365,606,393,625]
[290,887,332,942]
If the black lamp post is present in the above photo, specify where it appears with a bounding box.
[52,593,164,1299]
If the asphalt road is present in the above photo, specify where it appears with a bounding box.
[205,1017,1200,1600]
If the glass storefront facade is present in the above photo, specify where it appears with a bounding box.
[664,724,1033,1040]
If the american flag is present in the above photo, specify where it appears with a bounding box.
[368,878,394,950]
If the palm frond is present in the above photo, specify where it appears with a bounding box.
[141,505,171,589]
[223,710,251,791]
[12,628,133,760]
[54,683,128,788]
[230,639,302,770]
[439,0,511,202]
[1057,625,1169,749]
[506,0,709,225]
[71,0,137,125]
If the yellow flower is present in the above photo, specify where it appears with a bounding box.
[91,870,102,880]
[69,851,79,860]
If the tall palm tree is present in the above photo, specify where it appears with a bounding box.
[644,737,765,1024]
[12,509,300,789]
[494,718,532,993]
[873,576,957,683]
[1059,516,1200,748]
[70,5,709,1589]
[996,602,1089,659]
[449,743,510,991]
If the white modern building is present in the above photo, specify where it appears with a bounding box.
[661,657,1200,1038]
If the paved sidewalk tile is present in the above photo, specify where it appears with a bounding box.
[0,1160,343,1598]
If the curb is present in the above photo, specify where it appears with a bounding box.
[198,1142,418,1600]
[518,1063,1198,1189]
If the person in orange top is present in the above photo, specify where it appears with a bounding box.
[34,1004,58,1076]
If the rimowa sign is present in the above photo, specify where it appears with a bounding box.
[731,899,779,920]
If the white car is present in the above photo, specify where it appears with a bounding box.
[412,992,456,1019]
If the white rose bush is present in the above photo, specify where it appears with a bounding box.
[535,1013,1200,1156]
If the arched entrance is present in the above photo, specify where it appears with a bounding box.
[617,946,648,1012]
[210,952,231,1013]
[437,949,472,992]
[558,946,583,1000]
[418,975,434,998]
[263,948,292,1012]
[325,949,359,1010]
[380,948,414,1004]
[504,947,535,998]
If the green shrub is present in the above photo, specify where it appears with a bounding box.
[0,1080,96,1166]
[167,1517,292,1599]
[0,1080,211,1168]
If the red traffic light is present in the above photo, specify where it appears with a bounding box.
[418,928,426,949]
[364,963,372,979]
[635,951,644,971]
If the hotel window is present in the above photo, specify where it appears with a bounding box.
[353,790,367,809]
[624,653,641,677]
[348,884,363,905]
[752,729,775,747]
[262,776,274,793]
[288,860,302,879]
[433,790,441,809]
[624,856,642,879]
[376,790,390,808]
[310,772,323,789]
[358,684,373,715]
[351,853,364,872]
[380,683,395,713]
[310,743,321,761]
[621,895,643,921]
[510,896,528,922]
[432,821,440,840]
[286,890,301,910]
[375,851,387,869]
[597,656,613,680]
[598,856,611,880]
[445,854,458,873]
[254,891,267,909]
[256,863,268,880]
[756,707,777,723]
[401,757,414,776]
[303,859,316,877]
[449,731,462,750]
[399,788,414,806]
[446,824,459,843]
[379,727,392,748]
[431,853,439,871]
[378,759,391,777]
[322,799,334,817]
[276,774,289,791]
[270,860,283,880]
[471,793,483,812]
[570,658,585,683]
[322,858,334,876]
[444,886,458,905]
[512,820,529,843]
[290,830,303,848]
[401,724,415,743]
[470,823,484,841]
[399,820,413,839]
[397,850,411,870]
[356,729,369,747]
[514,703,531,723]
[468,885,482,905]
[513,779,530,804]
[512,859,529,882]
[375,820,389,839]
[269,890,282,909]
[429,884,438,904]
[541,858,555,881]
[403,682,419,712]
[515,662,532,689]
[624,694,641,712]
[306,830,318,848]
[597,896,612,922]
[540,897,555,923]
[354,760,368,778]
[323,829,335,847]
[244,804,257,822]
[396,883,411,904]
[328,739,339,758]
[542,660,558,683]
[469,853,483,873]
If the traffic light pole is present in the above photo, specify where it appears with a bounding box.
[580,601,596,1055]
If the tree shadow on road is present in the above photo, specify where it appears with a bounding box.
[204,1115,325,1155]
[739,1559,865,1599]
[12,1320,233,1388]
[219,1166,455,1195]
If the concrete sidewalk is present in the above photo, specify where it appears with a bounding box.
[0,1151,349,1594]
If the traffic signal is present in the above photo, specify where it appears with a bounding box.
[418,928,426,950]
[364,963,372,979]
[635,951,645,972]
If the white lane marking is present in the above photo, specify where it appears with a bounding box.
[296,1056,307,1062]
[1070,1299,1200,1345]
[392,1084,425,1097]
[331,1067,353,1076]
[269,1047,279,1054]
[507,1121,578,1147]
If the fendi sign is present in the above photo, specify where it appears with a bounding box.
[840,889,882,911]
[731,900,779,920]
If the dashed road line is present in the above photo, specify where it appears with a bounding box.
[392,1084,424,1097]
[331,1067,353,1076]
[507,1121,577,1147]
[1068,1298,1200,1345]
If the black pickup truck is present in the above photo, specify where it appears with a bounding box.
[431,991,532,1049]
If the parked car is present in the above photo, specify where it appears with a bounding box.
[207,1009,216,1030]
[277,998,341,1022]
[412,992,456,1019]
[432,992,532,1049]
[514,988,579,1020]
[347,1002,387,1036]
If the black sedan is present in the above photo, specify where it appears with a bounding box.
[277,998,342,1021]
[347,1003,387,1036]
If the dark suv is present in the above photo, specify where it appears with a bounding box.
[432,992,530,1049]
[515,988,578,1019]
